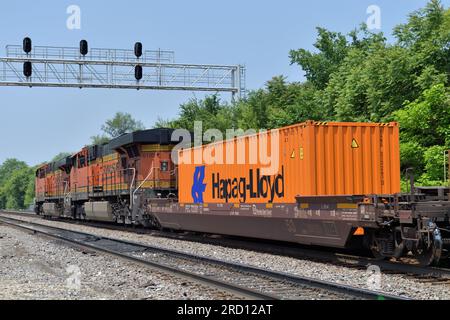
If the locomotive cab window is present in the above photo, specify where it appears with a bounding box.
[79,155,86,168]
[160,161,169,172]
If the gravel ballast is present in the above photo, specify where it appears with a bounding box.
[3,214,450,300]
[0,223,234,300]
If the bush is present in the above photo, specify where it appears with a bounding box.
[417,145,449,185]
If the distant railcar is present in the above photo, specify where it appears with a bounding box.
[35,158,71,216]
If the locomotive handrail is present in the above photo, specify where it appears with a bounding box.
[63,181,70,200]
[88,167,135,200]
[132,161,158,209]
[129,168,136,208]
[170,166,178,193]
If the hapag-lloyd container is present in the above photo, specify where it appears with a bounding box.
[178,121,401,204]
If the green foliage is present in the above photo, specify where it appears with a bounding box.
[0,159,28,186]
[3,167,33,209]
[155,95,236,134]
[400,142,426,173]
[24,176,35,208]
[289,27,350,89]
[100,112,145,139]
[90,135,110,145]
[236,77,330,130]
[0,159,28,209]
[394,84,450,147]
[329,45,418,122]
[394,0,450,79]
[0,160,35,210]
[90,112,145,145]
[394,84,449,184]
[417,146,449,186]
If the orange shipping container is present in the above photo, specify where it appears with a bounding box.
[178,121,401,204]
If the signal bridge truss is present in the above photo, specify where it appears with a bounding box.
[0,45,246,99]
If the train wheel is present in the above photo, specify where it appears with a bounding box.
[370,228,406,260]
[370,237,389,260]
[414,227,443,266]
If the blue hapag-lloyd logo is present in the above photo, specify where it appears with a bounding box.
[192,166,207,204]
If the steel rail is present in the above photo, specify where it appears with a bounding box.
[2,211,450,281]
[0,214,408,300]
[0,216,274,300]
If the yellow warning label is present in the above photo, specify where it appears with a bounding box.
[291,150,296,159]
[352,139,360,149]
[300,147,304,160]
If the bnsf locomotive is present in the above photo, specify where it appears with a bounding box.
[35,122,450,266]
[35,129,178,227]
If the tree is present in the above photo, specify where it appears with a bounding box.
[24,174,35,209]
[235,77,329,130]
[2,167,34,209]
[100,112,145,139]
[157,95,236,134]
[0,159,28,186]
[393,84,450,184]
[289,28,350,89]
[394,84,450,147]
[90,135,110,145]
[90,112,145,145]
[394,0,450,80]
[0,159,34,210]
[419,146,449,185]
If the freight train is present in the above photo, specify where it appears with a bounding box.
[35,121,450,266]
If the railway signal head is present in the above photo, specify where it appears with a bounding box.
[80,40,88,56]
[135,65,143,81]
[134,42,143,58]
[23,37,32,54]
[23,61,32,78]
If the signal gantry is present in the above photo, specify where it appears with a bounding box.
[0,38,246,99]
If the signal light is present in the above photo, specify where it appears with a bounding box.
[80,40,88,56]
[23,61,32,78]
[134,42,143,58]
[353,227,365,236]
[135,65,143,81]
[23,37,32,54]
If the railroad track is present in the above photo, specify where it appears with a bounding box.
[3,210,450,284]
[0,214,407,300]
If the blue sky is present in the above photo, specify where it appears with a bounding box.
[0,0,448,166]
